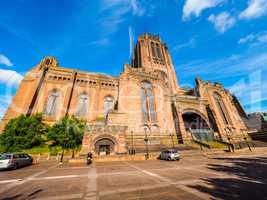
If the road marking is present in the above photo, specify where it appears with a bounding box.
[0,163,58,195]
[99,179,202,196]
[100,182,170,196]
[84,166,98,200]
[55,166,90,169]
[123,161,209,200]
[32,174,87,180]
[0,179,22,184]
[0,174,88,184]
[34,193,83,200]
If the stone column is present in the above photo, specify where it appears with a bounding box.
[177,110,191,144]
[80,130,91,155]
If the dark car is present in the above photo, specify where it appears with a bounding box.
[0,153,33,170]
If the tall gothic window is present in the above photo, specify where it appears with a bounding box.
[141,81,157,122]
[76,93,89,117]
[156,43,163,59]
[44,89,60,116]
[104,96,114,117]
[214,92,231,125]
[151,42,156,57]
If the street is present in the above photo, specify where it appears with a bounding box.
[0,151,267,200]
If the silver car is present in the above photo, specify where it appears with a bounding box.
[159,149,180,161]
[0,153,33,170]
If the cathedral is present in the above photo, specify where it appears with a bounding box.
[0,33,249,155]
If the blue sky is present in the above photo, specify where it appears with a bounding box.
[0,0,267,119]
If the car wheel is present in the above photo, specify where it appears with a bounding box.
[167,157,171,161]
[13,163,19,170]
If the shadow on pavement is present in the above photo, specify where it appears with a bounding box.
[1,189,43,200]
[189,157,267,200]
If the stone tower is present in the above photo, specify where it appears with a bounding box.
[131,33,180,94]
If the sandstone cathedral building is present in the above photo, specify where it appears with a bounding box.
[0,33,249,155]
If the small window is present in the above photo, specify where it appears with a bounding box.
[0,154,12,160]
[13,154,19,159]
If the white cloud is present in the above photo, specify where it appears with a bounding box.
[85,38,110,46]
[178,52,267,81]
[100,0,155,36]
[0,69,23,86]
[130,0,145,16]
[238,34,256,44]
[229,71,267,113]
[258,33,267,43]
[171,38,196,52]
[100,0,146,36]
[238,32,267,45]
[182,0,225,20]
[239,0,267,20]
[128,26,134,59]
[208,12,236,33]
[0,95,13,120]
[0,54,13,67]
[177,52,267,113]
[102,0,145,16]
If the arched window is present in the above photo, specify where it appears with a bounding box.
[151,42,156,57]
[44,89,60,116]
[104,96,114,117]
[141,81,157,122]
[156,43,163,59]
[214,92,231,125]
[76,93,89,117]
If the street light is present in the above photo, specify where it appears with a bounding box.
[131,131,135,155]
[169,131,175,149]
[225,128,234,152]
[144,127,149,160]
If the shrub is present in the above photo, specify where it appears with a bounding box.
[0,113,48,152]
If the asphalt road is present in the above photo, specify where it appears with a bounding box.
[0,151,267,200]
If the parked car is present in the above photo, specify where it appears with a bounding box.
[0,153,33,170]
[159,149,180,161]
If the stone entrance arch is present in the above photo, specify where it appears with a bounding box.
[93,134,118,155]
[181,110,214,141]
[94,138,115,155]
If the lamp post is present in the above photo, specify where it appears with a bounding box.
[131,131,135,155]
[242,129,252,151]
[169,131,175,149]
[226,128,234,152]
[144,127,149,160]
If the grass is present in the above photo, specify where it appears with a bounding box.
[206,141,228,148]
[23,146,50,154]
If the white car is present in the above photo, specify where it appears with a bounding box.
[159,149,180,161]
[0,153,33,170]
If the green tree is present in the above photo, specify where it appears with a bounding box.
[0,113,47,152]
[47,116,86,162]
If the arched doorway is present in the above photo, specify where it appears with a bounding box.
[94,138,115,155]
[182,111,214,141]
